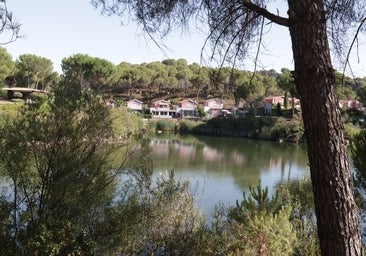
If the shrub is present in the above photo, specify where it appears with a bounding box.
[176,119,200,133]
[110,107,143,139]
[352,129,366,191]
[216,182,298,255]
[154,119,176,132]
[277,178,319,255]
[270,117,304,143]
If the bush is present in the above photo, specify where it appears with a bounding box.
[110,107,143,139]
[270,117,304,143]
[176,119,201,133]
[110,170,206,255]
[352,129,366,191]
[153,119,176,132]
[277,178,319,255]
[208,182,298,255]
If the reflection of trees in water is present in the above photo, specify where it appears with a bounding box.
[139,135,309,190]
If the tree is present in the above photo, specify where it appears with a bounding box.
[62,53,116,92]
[357,85,366,106]
[234,78,265,112]
[0,82,117,255]
[189,63,210,101]
[92,0,365,255]
[335,71,357,99]
[0,47,14,85]
[114,62,140,99]
[277,68,297,116]
[14,54,57,89]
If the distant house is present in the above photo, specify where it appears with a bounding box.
[204,98,225,117]
[339,99,363,110]
[150,99,177,118]
[288,97,301,109]
[105,99,117,108]
[177,99,199,118]
[263,96,284,115]
[126,99,143,113]
[264,95,284,105]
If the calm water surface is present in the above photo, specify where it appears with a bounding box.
[123,134,310,214]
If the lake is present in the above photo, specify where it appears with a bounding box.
[122,133,310,215]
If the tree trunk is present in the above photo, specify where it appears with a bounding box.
[287,0,363,255]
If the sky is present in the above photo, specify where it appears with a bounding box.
[3,0,366,77]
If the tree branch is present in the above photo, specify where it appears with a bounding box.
[242,1,289,27]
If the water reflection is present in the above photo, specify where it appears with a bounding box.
[122,134,310,214]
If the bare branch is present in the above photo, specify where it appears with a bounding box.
[0,1,21,45]
[241,1,289,27]
[341,17,366,85]
[250,16,265,85]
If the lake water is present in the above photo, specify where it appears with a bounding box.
[123,134,310,215]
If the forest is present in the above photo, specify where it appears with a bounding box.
[1,48,366,109]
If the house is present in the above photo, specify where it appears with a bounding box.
[288,97,301,108]
[263,96,284,115]
[105,99,117,108]
[339,99,363,110]
[264,95,284,105]
[204,98,225,117]
[177,99,199,118]
[150,99,177,118]
[126,99,143,113]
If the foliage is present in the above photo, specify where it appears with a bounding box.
[0,81,118,255]
[226,206,296,256]
[62,53,116,93]
[222,182,297,255]
[270,117,305,143]
[149,119,177,132]
[110,107,143,139]
[192,116,304,142]
[176,119,201,133]
[234,76,266,108]
[277,69,295,93]
[12,54,58,90]
[344,123,362,139]
[352,129,366,191]
[357,85,366,106]
[277,178,319,256]
[228,181,284,222]
[0,47,14,84]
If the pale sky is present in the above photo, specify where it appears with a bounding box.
[3,0,366,77]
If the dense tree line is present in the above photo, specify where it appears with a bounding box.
[1,47,366,108]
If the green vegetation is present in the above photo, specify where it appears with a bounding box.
[1,47,365,112]
[0,44,364,255]
[352,129,366,191]
[185,116,304,143]
[0,46,364,146]
[110,107,143,139]
[0,83,319,255]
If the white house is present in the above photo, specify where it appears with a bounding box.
[204,98,225,117]
[150,99,177,118]
[177,99,199,118]
[126,99,143,113]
